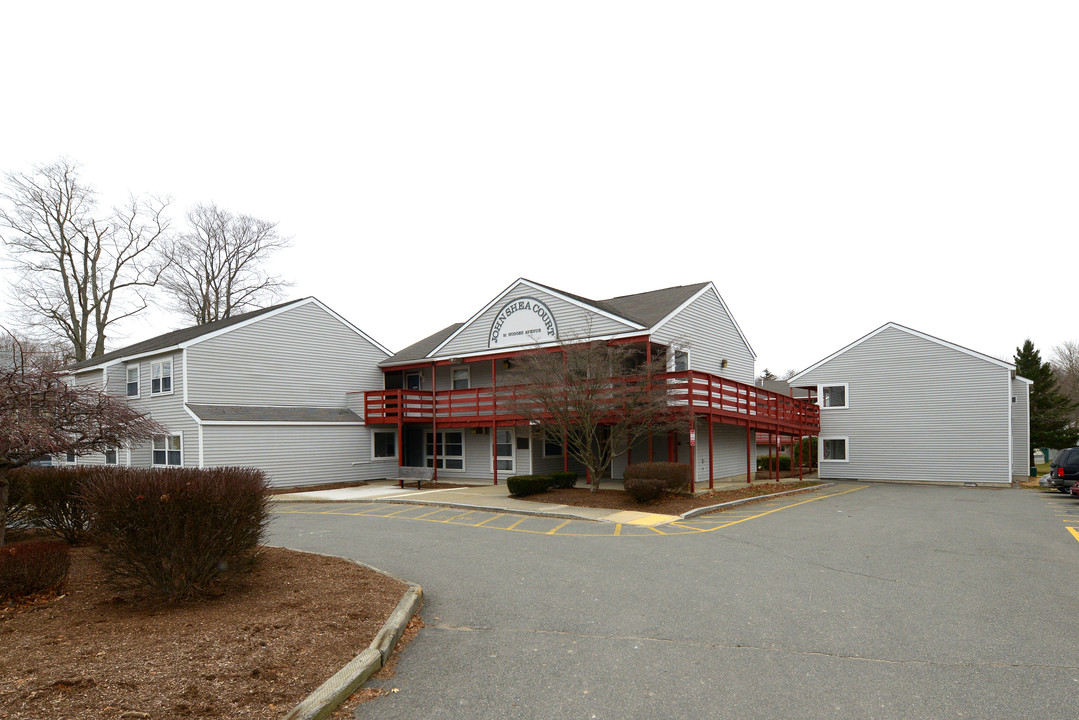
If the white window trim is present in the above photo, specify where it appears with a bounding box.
[152,432,184,467]
[126,364,140,398]
[425,430,465,471]
[820,436,849,463]
[405,371,423,391]
[104,447,119,466]
[667,347,691,373]
[62,451,77,465]
[541,433,564,458]
[372,430,397,460]
[150,359,174,396]
[818,383,849,410]
[451,365,471,390]
[491,427,516,474]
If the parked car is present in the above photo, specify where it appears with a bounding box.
[1045,447,1079,493]
[1070,483,1079,498]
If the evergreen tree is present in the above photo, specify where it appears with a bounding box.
[1014,339,1079,461]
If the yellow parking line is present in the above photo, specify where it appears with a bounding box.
[546,520,571,535]
[613,523,622,536]
[1067,527,1079,543]
[472,515,500,527]
[505,517,526,531]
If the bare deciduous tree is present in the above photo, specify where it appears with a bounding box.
[159,203,291,324]
[0,330,162,545]
[0,159,171,362]
[509,341,676,492]
[1051,340,1079,427]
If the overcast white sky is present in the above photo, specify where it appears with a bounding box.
[2,1,1076,374]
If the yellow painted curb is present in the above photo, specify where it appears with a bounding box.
[604,510,681,526]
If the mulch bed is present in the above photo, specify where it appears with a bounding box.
[0,545,409,719]
[524,481,823,515]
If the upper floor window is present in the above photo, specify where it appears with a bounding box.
[669,349,689,372]
[126,365,140,397]
[64,451,76,464]
[105,447,118,465]
[820,383,848,409]
[405,372,422,390]
[452,367,470,390]
[151,360,172,395]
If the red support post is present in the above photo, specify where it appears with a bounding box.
[746,424,752,484]
[708,417,714,490]
[431,363,438,483]
[688,413,696,494]
[492,358,498,486]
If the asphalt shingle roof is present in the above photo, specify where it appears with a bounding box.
[381,281,711,365]
[68,298,310,371]
[185,405,362,423]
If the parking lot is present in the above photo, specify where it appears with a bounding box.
[270,482,1079,719]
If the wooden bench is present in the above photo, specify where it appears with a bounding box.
[396,466,435,489]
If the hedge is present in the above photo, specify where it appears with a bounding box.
[624,477,666,503]
[0,540,70,599]
[8,466,94,544]
[624,462,692,493]
[547,472,578,489]
[506,474,550,497]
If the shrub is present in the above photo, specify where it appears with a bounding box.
[83,466,270,599]
[9,466,94,543]
[756,455,792,472]
[506,475,551,497]
[624,462,692,493]
[0,540,70,599]
[624,477,666,503]
[3,472,34,532]
[547,472,578,490]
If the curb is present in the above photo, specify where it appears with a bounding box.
[372,496,606,522]
[678,482,835,519]
[281,561,422,720]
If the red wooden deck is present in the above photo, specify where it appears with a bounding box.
[364,370,819,436]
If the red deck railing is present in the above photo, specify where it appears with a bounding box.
[364,371,819,435]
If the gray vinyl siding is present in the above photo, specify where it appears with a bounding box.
[650,288,755,384]
[119,351,200,468]
[798,326,1011,484]
[437,283,638,358]
[201,425,391,488]
[1011,379,1030,477]
[185,301,388,408]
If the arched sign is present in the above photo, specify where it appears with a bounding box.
[489,296,558,348]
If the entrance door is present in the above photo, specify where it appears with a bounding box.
[405,428,425,467]
[494,428,515,473]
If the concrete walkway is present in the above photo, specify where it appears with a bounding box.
[272,475,819,527]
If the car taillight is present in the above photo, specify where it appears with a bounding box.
[1059,467,1066,477]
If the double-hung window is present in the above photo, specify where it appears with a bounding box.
[105,447,118,465]
[152,434,182,466]
[373,431,396,459]
[425,431,464,470]
[151,360,172,395]
[126,365,140,397]
[452,367,470,390]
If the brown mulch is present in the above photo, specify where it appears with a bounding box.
[0,545,410,720]
[523,481,823,515]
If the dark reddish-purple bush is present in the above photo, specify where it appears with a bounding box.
[0,540,70,599]
[623,477,666,503]
[82,466,271,599]
[624,462,693,493]
[8,466,95,543]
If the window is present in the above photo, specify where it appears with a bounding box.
[669,349,689,372]
[543,437,563,457]
[373,431,397,459]
[105,448,118,465]
[64,451,76,464]
[821,437,848,462]
[152,434,182,466]
[405,372,422,390]
[452,366,470,390]
[151,360,172,395]
[126,365,140,397]
[820,383,848,409]
[495,428,514,472]
[425,431,464,470]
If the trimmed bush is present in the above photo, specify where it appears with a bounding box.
[83,466,270,599]
[547,472,578,490]
[0,540,70,599]
[624,462,692,493]
[756,455,792,472]
[506,475,551,497]
[624,477,666,503]
[9,466,94,544]
[3,472,34,532]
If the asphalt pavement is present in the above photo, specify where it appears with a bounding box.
[268,482,1079,719]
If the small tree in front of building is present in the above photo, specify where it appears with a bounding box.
[1014,339,1079,463]
[0,332,161,545]
[510,341,677,493]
